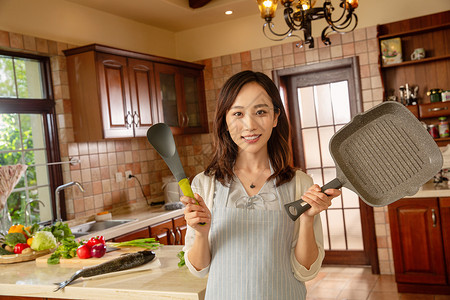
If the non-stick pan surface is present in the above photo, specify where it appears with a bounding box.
[285,101,443,221]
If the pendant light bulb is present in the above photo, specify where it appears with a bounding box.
[300,0,310,10]
[257,0,278,20]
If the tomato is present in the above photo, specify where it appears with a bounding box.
[14,243,30,254]
[76,244,92,259]
[86,236,105,248]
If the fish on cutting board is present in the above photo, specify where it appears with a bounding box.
[54,250,156,291]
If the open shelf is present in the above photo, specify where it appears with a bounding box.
[381,54,450,69]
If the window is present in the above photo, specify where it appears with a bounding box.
[0,51,61,226]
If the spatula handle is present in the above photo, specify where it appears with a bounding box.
[284,178,342,221]
[178,178,206,226]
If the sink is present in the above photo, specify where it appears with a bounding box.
[70,219,135,238]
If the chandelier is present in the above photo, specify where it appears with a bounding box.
[256,0,358,48]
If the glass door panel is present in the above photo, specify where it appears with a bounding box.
[183,74,201,127]
[159,73,179,127]
[298,81,364,251]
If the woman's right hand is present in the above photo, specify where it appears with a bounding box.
[181,193,211,235]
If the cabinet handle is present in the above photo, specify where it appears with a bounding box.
[133,111,140,127]
[428,107,448,112]
[184,112,189,127]
[125,111,133,129]
[431,209,437,227]
[169,228,176,245]
[176,227,182,245]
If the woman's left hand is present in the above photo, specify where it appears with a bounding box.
[300,184,341,218]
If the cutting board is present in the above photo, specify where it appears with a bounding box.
[35,246,148,267]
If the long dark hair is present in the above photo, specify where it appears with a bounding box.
[204,71,295,187]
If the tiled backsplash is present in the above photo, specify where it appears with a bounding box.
[0,26,394,274]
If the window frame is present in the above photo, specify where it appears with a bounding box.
[0,49,64,224]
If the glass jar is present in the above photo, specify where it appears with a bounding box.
[427,89,442,103]
[438,117,449,138]
[428,124,439,138]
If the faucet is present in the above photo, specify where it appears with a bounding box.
[24,199,45,226]
[55,182,85,222]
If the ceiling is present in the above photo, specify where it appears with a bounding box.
[65,0,259,32]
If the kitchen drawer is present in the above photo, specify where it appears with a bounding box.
[406,105,419,118]
[419,102,450,118]
[113,227,150,242]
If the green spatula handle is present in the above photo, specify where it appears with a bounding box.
[178,178,206,225]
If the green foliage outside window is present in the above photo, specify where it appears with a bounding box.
[0,55,48,225]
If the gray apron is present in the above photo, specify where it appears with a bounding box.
[205,179,306,300]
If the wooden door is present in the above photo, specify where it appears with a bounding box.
[96,52,133,138]
[388,198,446,284]
[173,216,187,245]
[127,58,158,137]
[439,197,450,280]
[274,58,378,271]
[149,219,174,245]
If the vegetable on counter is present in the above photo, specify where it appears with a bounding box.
[8,224,28,239]
[112,238,161,250]
[5,232,27,248]
[41,221,74,243]
[76,244,92,259]
[14,243,30,254]
[47,238,80,265]
[90,243,106,258]
[86,236,105,248]
[177,250,185,268]
[30,231,57,251]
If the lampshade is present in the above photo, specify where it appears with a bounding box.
[257,0,278,20]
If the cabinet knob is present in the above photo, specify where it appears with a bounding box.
[184,112,189,127]
[431,208,437,227]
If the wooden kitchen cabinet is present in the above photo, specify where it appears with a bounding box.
[173,215,187,245]
[112,226,150,242]
[378,12,450,146]
[64,44,207,141]
[149,216,187,245]
[154,63,208,135]
[388,197,450,294]
[149,219,174,245]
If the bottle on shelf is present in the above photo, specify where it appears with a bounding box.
[438,117,449,138]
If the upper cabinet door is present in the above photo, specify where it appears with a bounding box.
[154,63,182,129]
[127,58,158,137]
[96,52,134,138]
[181,67,207,130]
[154,63,208,135]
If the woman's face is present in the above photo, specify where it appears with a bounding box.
[225,82,279,155]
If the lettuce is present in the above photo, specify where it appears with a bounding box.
[30,231,57,251]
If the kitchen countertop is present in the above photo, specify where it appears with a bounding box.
[68,205,185,241]
[0,245,206,299]
[406,181,450,198]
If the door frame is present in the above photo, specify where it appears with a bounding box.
[273,57,380,274]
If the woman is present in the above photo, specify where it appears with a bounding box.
[181,70,341,299]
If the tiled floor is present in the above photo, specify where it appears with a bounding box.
[305,266,450,300]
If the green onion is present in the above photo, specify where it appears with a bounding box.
[112,238,161,250]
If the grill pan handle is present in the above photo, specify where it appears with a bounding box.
[284,178,343,221]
